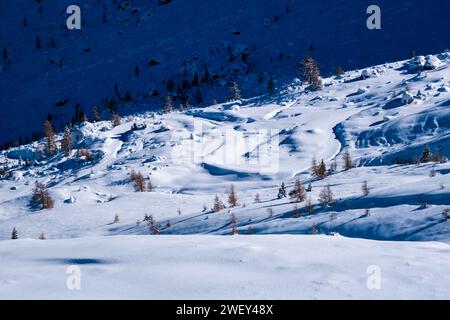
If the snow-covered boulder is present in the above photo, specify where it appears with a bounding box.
[437,85,449,92]
[402,91,415,104]
[360,69,371,79]
[64,196,76,204]
[423,55,441,70]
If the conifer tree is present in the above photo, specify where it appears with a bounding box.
[290,178,306,202]
[164,94,173,113]
[311,157,319,177]
[278,182,287,198]
[195,87,203,105]
[229,81,241,101]
[11,227,18,240]
[318,184,334,207]
[304,197,314,215]
[212,195,225,212]
[31,181,54,210]
[228,184,238,207]
[39,232,46,240]
[130,170,146,192]
[299,54,322,90]
[267,75,275,94]
[254,193,261,203]
[343,150,353,170]
[61,127,72,157]
[420,145,432,163]
[112,113,121,127]
[43,120,57,156]
[230,213,239,235]
[316,160,327,179]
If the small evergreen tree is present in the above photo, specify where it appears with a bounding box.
[114,214,120,224]
[254,193,261,203]
[278,182,287,198]
[311,157,319,177]
[147,179,154,192]
[292,205,300,218]
[11,227,18,240]
[420,145,432,163]
[148,215,159,235]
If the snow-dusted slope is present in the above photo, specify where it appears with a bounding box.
[1,235,449,299]
[1,0,450,146]
[1,52,450,242]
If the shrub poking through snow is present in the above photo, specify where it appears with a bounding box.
[38,232,46,240]
[130,170,146,192]
[318,185,334,207]
[31,181,54,210]
[420,145,432,163]
[267,207,274,217]
[311,223,319,234]
[114,214,120,224]
[289,178,306,202]
[147,179,154,192]
[228,184,238,208]
[112,113,121,127]
[254,193,261,203]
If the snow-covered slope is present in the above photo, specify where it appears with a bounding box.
[1,0,450,146]
[1,235,449,299]
[1,52,450,242]
[1,52,450,299]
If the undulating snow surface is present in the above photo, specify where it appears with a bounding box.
[1,235,449,299]
[1,53,450,299]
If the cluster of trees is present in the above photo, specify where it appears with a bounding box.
[31,181,54,210]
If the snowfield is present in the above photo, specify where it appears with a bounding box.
[1,235,449,300]
[1,52,450,299]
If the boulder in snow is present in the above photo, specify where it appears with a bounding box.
[64,196,76,204]
[402,91,415,104]
[423,55,441,70]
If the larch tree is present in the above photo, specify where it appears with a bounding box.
[299,54,322,90]
[130,170,146,192]
[318,184,334,207]
[228,184,238,208]
[44,120,57,156]
[212,195,225,212]
[164,94,173,113]
[61,127,72,157]
[290,178,306,202]
[343,150,353,170]
[316,160,327,179]
[31,181,54,210]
